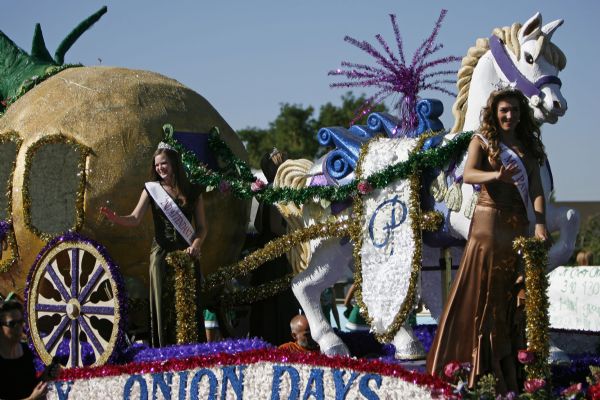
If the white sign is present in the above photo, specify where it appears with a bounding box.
[548,266,600,332]
[359,138,417,334]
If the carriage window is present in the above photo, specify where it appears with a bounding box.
[0,140,18,220]
[27,142,82,235]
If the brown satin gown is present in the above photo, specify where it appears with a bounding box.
[426,144,540,393]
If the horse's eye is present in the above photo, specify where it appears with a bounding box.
[524,52,534,64]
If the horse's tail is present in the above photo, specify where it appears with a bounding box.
[274,158,314,274]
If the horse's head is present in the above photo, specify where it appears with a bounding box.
[497,12,567,125]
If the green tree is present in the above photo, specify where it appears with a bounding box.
[238,92,389,168]
[316,92,388,129]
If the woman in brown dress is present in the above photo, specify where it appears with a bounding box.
[426,89,550,394]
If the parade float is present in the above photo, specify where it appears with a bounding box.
[0,6,598,400]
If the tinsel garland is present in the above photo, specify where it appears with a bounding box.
[24,231,127,367]
[0,64,81,116]
[204,219,352,291]
[352,133,436,344]
[53,344,453,397]
[163,124,255,185]
[421,210,444,232]
[21,134,90,242]
[513,237,551,381]
[163,127,473,205]
[165,251,198,344]
[220,273,294,307]
[0,132,22,273]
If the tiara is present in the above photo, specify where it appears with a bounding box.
[492,79,518,91]
[157,141,178,152]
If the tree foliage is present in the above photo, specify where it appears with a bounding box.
[577,213,600,264]
[238,92,388,168]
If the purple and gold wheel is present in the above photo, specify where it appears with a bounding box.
[26,234,126,368]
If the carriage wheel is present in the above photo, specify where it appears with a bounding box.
[26,235,126,368]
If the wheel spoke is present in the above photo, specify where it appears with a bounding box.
[45,262,71,302]
[78,316,105,356]
[70,320,79,368]
[71,248,80,298]
[45,316,70,353]
[80,305,115,316]
[35,304,67,313]
[78,266,105,303]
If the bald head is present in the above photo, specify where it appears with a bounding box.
[289,314,317,350]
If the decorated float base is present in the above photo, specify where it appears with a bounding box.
[45,326,599,399]
[46,336,452,400]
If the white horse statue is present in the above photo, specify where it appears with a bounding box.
[275,12,577,358]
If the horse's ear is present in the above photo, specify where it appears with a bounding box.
[519,12,543,42]
[541,19,564,41]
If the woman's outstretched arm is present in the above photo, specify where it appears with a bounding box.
[100,190,150,227]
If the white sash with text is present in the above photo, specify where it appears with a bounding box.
[145,182,195,245]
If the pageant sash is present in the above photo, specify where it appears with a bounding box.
[473,133,535,223]
[145,182,195,245]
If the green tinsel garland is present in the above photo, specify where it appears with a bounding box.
[163,125,473,205]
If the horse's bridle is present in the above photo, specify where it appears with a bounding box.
[489,35,562,102]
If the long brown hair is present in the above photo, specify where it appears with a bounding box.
[479,89,546,165]
[150,148,194,205]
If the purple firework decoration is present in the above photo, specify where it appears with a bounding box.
[329,9,461,133]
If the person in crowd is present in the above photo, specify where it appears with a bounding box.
[0,300,59,400]
[278,314,319,353]
[101,142,207,347]
[320,286,341,329]
[426,89,550,394]
[249,148,299,345]
[343,282,370,332]
[576,250,594,266]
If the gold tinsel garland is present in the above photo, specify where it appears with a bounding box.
[0,132,22,273]
[352,133,436,343]
[165,251,198,344]
[421,210,444,232]
[220,273,294,307]
[21,135,90,242]
[204,219,352,292]
[513,237,551,381]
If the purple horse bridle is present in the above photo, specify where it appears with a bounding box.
[489,35,562,99]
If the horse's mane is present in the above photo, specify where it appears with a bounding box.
[451,22,567,133]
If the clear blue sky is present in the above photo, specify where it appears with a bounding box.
[2,1,598,201]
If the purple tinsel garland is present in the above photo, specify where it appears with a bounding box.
[328,9,461,131]
[121,337,273,364]
[24,231,128,369]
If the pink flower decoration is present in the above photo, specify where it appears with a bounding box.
[523,378,546,393]
[357,180,373,195]
[218,180,231,193]
[561,382,582,397]
[443,361,461,380]
[250,178,267,192]
[517,349,535,364]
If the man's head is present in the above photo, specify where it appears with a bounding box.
[290,314,318,350]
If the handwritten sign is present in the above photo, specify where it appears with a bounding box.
[548,266,600,332]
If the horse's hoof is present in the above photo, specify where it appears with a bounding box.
[321,343,351,357]
[395,341,426,360]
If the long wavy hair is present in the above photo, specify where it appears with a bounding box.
[150,148,194,205]
[479,88,546,165]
